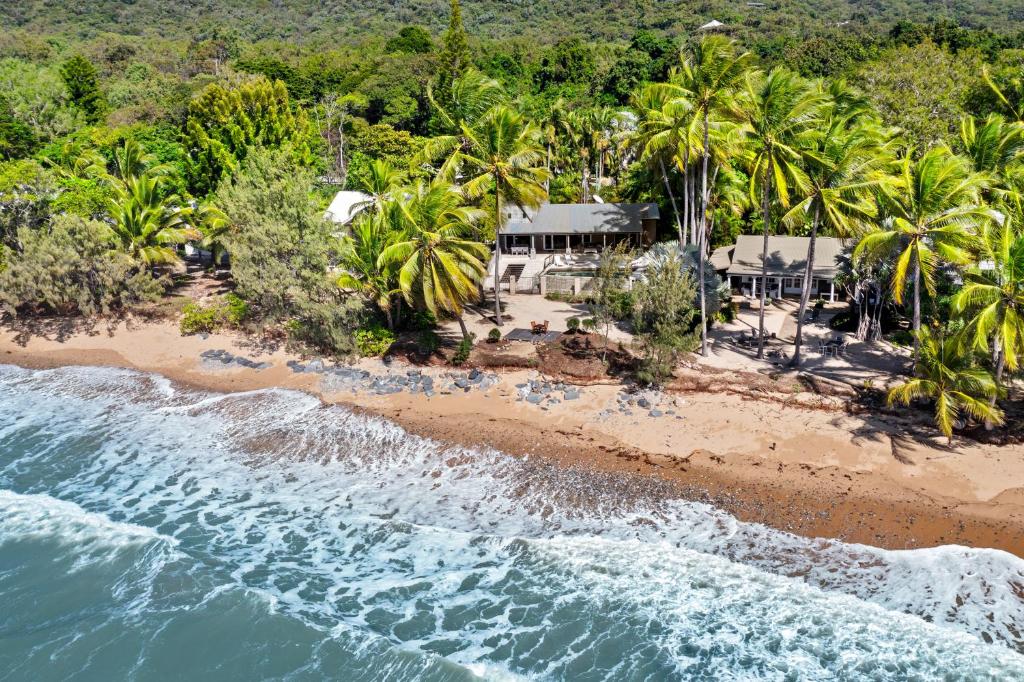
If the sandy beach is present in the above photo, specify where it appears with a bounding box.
[3,317,1023,557]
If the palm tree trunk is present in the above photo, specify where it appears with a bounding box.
[493,192,503,327]
[545,143,551,193]
[912,253,921,360]
[698,110,711,357]
[791,202,820,366]
[681,147,690,245]
[660,157,685,247]
[458,314,471,341]
[757,177,772,359]
[384,306,394,331]
[986,338,1005,429]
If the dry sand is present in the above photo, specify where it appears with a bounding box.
[3,317,1023,556]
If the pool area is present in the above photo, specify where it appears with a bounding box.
[542,268,598,277]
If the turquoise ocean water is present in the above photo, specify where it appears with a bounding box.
[1,364,1023,681]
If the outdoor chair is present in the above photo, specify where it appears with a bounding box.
[530,320,549,334]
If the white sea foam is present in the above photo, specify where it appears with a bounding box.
[0,490,177,550]
[2,363,1024,680]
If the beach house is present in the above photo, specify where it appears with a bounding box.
[489,202,660,293]
[721,234,847,301]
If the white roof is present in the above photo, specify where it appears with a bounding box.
[325,190,372,224]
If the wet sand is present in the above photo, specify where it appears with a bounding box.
[3,318,1023,556]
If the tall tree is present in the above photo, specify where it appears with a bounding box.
[59,55,106,124]
[433,0,472,119]
[183,78,311,196]
[732,67,824,357]
[856,147,990,358]
[380,182,489,339]
[681,36,752,356]
[952,204,1024,389]
[633,83,695,247]
[785,85,887,364]
[429,105,549,326]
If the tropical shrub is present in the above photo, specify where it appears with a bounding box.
[355,326,397,356]
[451,334,475,365]
[179,301,224,335]
[566,317,580,333]
[223,292,250,326]
[488,327,501,342]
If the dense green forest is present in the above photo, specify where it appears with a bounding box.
[1,1,1023,438]
[5,0,1024,42]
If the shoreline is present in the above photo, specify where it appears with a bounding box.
[3,319,1024,557]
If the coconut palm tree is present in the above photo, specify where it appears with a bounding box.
[681,35,753,355]
[888,328,1004,443]
[731,67,825,357]
[428,67,506,133]
[632,82,696,246]
[784,91,889,364]
[959,114,1024,193]
[354,159,407,213]
[952,202,1024,387]
[855,147,991,358]
[337,210,401,329]
[983,67,1024,123]
[105,173,200,266]
[379,182,490,339]
[432,105,549,326]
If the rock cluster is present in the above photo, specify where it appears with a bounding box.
[293,361,501,398]
[199,349,272,370]
[611,389,684,419]
[515,378,582,408]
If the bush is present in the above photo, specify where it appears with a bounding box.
[0,216,163,317]
[715,300,738,324]
[355,326,397,357]
[224,292,249,326]
[566,317,580,333]
[451,334,475,365]
[180,301,224,334]
[607,289,635,321]
[488,327,501,342]
[813,299,826,310]
[581,317,597,332]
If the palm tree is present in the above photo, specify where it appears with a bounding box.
[855,147,990,358]
[983,67,1024,123]
[428,67,506,133]
[633,83,696,246]
[681,35,753,355]
[784,90,888,364]
[959,114,1024,192]
[731,67,824,357]
[106,173,200,266]
[354,159,406,213]
[952,204,1024,387]
[379,182,490,339]
[888,328,1004,443]
[337,210,400,329]
[432,105,549,326]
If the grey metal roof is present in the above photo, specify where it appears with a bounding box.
[710,245,734,272]
[503,202,660,235]
[725,235,846,278]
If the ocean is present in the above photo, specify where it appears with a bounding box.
[1,364,1023,681]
